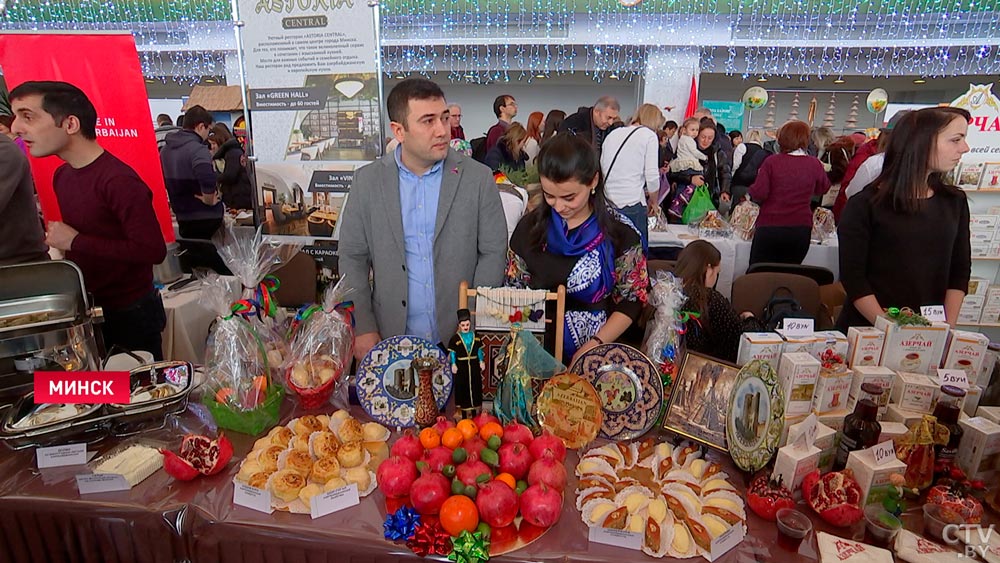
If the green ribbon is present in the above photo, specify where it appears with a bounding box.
[448,530,490,563]
[885,307,931,327]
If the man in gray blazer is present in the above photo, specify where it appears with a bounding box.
[339,79,507,360]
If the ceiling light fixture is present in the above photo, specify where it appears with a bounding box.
[756,76,768,83]
[913,78,927,84]
[833,77,845,84]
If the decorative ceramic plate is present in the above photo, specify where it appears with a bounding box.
[725,359,785,472]
[536,373,602,449]
[569,344,663,441]
[356,335,451,428]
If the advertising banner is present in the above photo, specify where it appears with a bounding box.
[702,100,745,134]
[237,0,381,239]
[0,32,176,243]
[951,84,1000,192]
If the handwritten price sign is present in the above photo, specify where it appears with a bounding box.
[872,441,897,467]
[782,318,815,336]
[937,369,970,390]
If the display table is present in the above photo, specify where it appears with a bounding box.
[649,226,840,297]
[161,282,216,364]
[0,400,987,563]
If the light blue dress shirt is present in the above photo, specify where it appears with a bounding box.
[395,146,443,342]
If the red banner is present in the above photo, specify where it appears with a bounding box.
[34,371,130,404]
[0,33,175,243]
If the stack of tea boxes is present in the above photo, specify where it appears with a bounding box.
[739,315,998,503]
[964,210,1000,322]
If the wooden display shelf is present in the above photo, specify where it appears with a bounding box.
[972,257,1000,261]
[957,321,1000,327]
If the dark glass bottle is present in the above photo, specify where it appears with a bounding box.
[834,382,884,471]
[933,385,967,479]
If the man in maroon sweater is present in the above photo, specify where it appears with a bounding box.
[10,81,168,359]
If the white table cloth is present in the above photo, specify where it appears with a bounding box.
[649,225,840,297]
[160,280,216,364]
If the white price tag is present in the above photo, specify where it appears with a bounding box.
[937,369,970,390]
[76,473,130,494]
[781,318,815,336]
[37,443,87,469]
[872,441,897,467]
[588,526,642,550]
[921,305,946,323]
[233,482,274,514]
[310,483,360,519]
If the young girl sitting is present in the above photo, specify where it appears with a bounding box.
[669,117,708,174]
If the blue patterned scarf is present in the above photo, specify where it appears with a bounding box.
[545,208,615,303]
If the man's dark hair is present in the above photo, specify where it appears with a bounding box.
[182,105,213,130]
[9,81,98,140]
[156,114,173,126]
[176,114,185,128]
[387,78,445,127]
[664,120,678,131]
[493,95,512,118]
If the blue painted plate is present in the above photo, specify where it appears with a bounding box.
[570,343,663,441]
[355,335,452,428]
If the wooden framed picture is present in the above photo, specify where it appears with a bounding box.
[661,352,741,452]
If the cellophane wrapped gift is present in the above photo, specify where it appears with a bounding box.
[812,207,836,242]
[494,327,565,430]
[896,414,943,491]
[696,210,732,239]
[643,271,686,405]
[730,200,760,241]
[198,271,284,435]
[212,222,302,377]
[648,202,670,233]
[285,277,354,410]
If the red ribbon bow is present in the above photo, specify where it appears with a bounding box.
[407,521,453,557]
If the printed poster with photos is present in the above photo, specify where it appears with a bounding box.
[951,84,1000,191]
[236,0,382,239]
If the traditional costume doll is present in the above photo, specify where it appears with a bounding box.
[447,309,485,419]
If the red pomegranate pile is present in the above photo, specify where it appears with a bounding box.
[377,414,567,538]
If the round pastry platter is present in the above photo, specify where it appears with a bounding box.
[725,359,784,472]
[570,343,663,441]
[356,335,451,428]
[536,372,603,449]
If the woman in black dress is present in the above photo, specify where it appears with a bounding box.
[506,133,649,365]
[837,107,972,330]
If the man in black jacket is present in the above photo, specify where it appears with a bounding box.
[559,96,620,154]
[160,105,224,239]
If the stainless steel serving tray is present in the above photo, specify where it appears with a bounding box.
[107,361,193,430]
[0,393,113,450]
[0,295,79,335]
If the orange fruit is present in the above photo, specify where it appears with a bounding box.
[214,387,234,404]
[479,421,503,441]
[441,428,464,450]
[252,375,268,394]
[457,419,478,441]
[495,472,516,490]
[439,495,479,536]
[419,427,441,450]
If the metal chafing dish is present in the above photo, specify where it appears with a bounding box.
[108,361,194,433]
[0,261,103,404]
[0,393,112,449]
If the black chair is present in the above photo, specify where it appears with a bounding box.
[176,238,231,275]
[746,262,835,286]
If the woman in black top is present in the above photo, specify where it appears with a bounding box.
[507,133,649,364]
[837,107,972,330]
[675,240,760,362]
[209,124,253,210]
[667,123,732,208]
[485,123,529,173]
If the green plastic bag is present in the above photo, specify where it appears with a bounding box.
[681,185,716,224]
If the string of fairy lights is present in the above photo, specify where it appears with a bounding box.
[1,0,998,83]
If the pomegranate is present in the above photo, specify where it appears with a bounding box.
[463,436,487,461]
[456,459,492,487]
[410,471,451,515]
[527,456,567,490]
[802,469,864,527]
[501,422,534,446]
[161,433,233,481]
[432,416,455,435]
[376,456,419,499]
[421,446,454,473]
[476,480,519,528]
[472,412,500,429]
[498,442,534,480]
[528,431,567,462]
[390,429,424,462]
[519,483,563,527]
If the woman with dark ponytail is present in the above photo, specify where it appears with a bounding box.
[506,132,649,364]
[674,240,760,362]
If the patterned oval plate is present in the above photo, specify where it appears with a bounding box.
[356,335,451,428]
[725,359,785,472]
[536,373,603,449]
[569,343,663,441]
